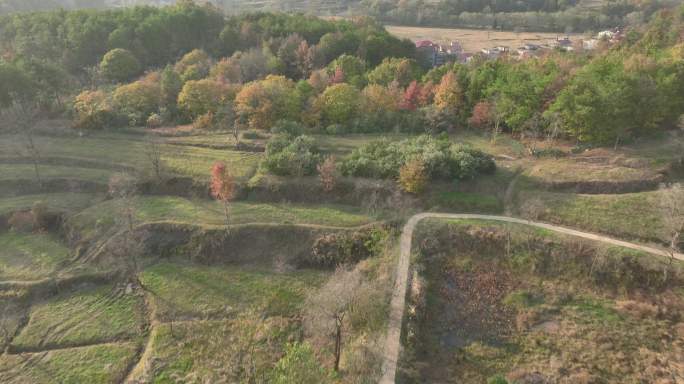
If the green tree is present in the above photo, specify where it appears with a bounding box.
[160,65,183,109]
[234,75,299,131]
[367,57,422,88]
[99,48,141,83]
[317,83,361,126]
[327,54,367,88]
[178,79,236,120]
[113,78,162,126]
[0,62,36,108]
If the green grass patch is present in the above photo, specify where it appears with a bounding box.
[137,318,298,383]
[0,342,138,384]
[0,133,261,181]
[12,285,145,350]
[0,232,71,281]
[430,191,502,213]
[140,262,327,320]
[567,297,623,324]
[0,193,102,215]
[0,164,113,183]
[521,190,665,242]
[69,196,373,235]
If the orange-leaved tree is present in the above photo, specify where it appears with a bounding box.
[211,162,236,225]
[398,159,428,194]
[317,155,337,192]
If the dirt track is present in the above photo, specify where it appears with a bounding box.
[379,213,684,384]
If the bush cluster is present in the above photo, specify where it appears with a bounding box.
[311,228,387,267]
[262,134,321,176]
[339,134,495,180]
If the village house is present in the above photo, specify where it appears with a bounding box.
[415,40,462,67]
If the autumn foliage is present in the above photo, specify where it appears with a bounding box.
[398,159,428,194]
[468,101,493,129]
[317,156,337,192]
[211,162,236,224]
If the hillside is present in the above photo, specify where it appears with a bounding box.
[1,4,683,383]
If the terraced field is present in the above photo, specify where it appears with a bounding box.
[0,132,261,184]
[0,232,73,281]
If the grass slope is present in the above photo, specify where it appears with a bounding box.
[0,342,139,384]
[141,262,327,320]
[69,196,374,233]
[0,232,71,281]
[12,285,145,350]
[0,133,261,181]
[520,190,666,242]
[138,318,298,383]
[0,193,102,215]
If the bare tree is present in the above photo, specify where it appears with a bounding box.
[660,183,684,263]
[304,266,364,372]
[1,101,42,187]
[144,135,164,182]
[108,172,144,287]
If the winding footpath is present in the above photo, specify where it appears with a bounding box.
[379,213,684,384]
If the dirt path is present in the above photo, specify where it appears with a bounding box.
[379,213,684,384]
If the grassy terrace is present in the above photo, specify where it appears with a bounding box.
[0,342,138,384]
[0,232,72,281]
[12,284,145,350]
[0,133,261,181]
[141,262,327,320]
[519,190,667,243]
[0,193,103,215]
[0,164,113,183]
[138,318,297,383]
[69,196,375,231]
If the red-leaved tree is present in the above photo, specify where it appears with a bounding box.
[400,80,421,111]
[420,81,435,105]
[211,162,236,225]
[330,67,345,84]
[468,101,493,129]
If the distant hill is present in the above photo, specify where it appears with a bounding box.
[0,0,354,15]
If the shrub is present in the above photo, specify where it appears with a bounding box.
[241,130,267,140]
[311,228,387,267]
[339,134,495,180]
[146,113,163,128]
[317,156,338,192]
[271,120,305,136]
[398,159,428,194]
[193,112,215,130]
[263,134,321,176]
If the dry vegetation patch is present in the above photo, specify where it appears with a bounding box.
[401,220,684,384]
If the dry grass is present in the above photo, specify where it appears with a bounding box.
[385,25,583,53]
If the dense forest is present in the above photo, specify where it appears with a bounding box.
[360,0,684,32]
[3,0,684,32]
[1,0,684,152]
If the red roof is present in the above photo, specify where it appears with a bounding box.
[415,40,434,48]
